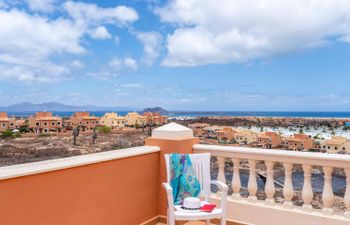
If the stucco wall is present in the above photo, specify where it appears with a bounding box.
[0,152,160,225]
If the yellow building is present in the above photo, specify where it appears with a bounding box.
[100,112,127,129]
[321,136,350,153]
[234,130,258,145]
[125,112,146,127]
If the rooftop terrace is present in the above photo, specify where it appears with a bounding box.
[0,122,349,225]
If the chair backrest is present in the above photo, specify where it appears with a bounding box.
[164,153,211,201]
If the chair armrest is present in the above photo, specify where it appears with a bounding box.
[162,182,173,194]
[211,180,228,192]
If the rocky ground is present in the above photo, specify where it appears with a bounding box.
[0,132,147,166]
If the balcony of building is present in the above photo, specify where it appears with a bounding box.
[0,122,349,225]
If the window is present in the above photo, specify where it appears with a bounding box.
[92,121,95,124]
[328,146,330,149]
[52,122,55,126]
[10,123,14,126]
[86,122,89,124]
[57,122,61,125]
[335,147,338,150]
[36,122,40,126]
[343,147,346,150]
[323,146,326,149]
[44,122,48,126]
[1,123,5,127]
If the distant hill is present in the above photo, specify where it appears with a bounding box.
[0,102,135,112]
[142,107,168,114]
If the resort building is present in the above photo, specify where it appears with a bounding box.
[188,123,209,137]
[0,112,16,132]
[286,134,314,151]
[321,136,350,153]
[234,130,258,146]
[125,112,146,127]
[70,112,99,130]
[28,112,62,133]
[143,112,168,126]
[216,127,237,140]
[100,112,127,129]
[257,131,283,149]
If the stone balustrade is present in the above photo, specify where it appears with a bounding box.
[193,144,350,218]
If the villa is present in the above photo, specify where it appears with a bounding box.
[125,112,146,127]
[0,112,16,132]
[286,134,314,151]
[28,112,63,133]
[100,112,127,129]
[256,132,283,149]
[143,112,168,126]
[70,112,99,130]
[321,136,350,154]
[234,130,258,146]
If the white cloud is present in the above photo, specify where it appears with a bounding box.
[123,57,138,70]
[156,0,350,66]
[135,31,162,65]
[109,57,122,70]
[64,1,138,26]
[120,83,144,88]
[0,1,139,82]
[70,60,84,69]
[89,26,111,40]
[0,9,84,81]
[109,57,139,72]
[27,0,56,13]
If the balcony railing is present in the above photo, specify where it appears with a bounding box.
[194,144,350,221]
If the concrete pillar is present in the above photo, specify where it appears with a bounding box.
[145,122,199,217]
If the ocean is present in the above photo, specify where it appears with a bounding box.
[6,111,350,118]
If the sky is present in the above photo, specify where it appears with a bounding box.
[1,0,350,111]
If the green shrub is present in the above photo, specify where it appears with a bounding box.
[98,125,111,133]
[1,130,15,138]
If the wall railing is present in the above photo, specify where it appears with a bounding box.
[193,144,350,218]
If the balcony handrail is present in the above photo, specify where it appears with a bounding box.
[193,143,350,216]
[194,144,350,168]
[0,146,160,181]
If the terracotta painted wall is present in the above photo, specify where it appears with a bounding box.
[0,152,160,225]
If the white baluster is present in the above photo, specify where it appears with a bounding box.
[344,168,350,217]
[302,164,313,210]
[217,157,226,184]
[231,158,241,198]
[283,163,294,207]
[265,161,275,203]
[248,159,257,201]
[322,166,334,213]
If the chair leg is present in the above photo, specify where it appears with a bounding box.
[220,217,226,225]
[167,209,175,225]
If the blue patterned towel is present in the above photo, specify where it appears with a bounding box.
[170,154,201,205]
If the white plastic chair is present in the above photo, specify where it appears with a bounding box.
[162,153,228,225]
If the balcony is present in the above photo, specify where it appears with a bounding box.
[0,123,349,225]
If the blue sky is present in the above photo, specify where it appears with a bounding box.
[1,0,350,111]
